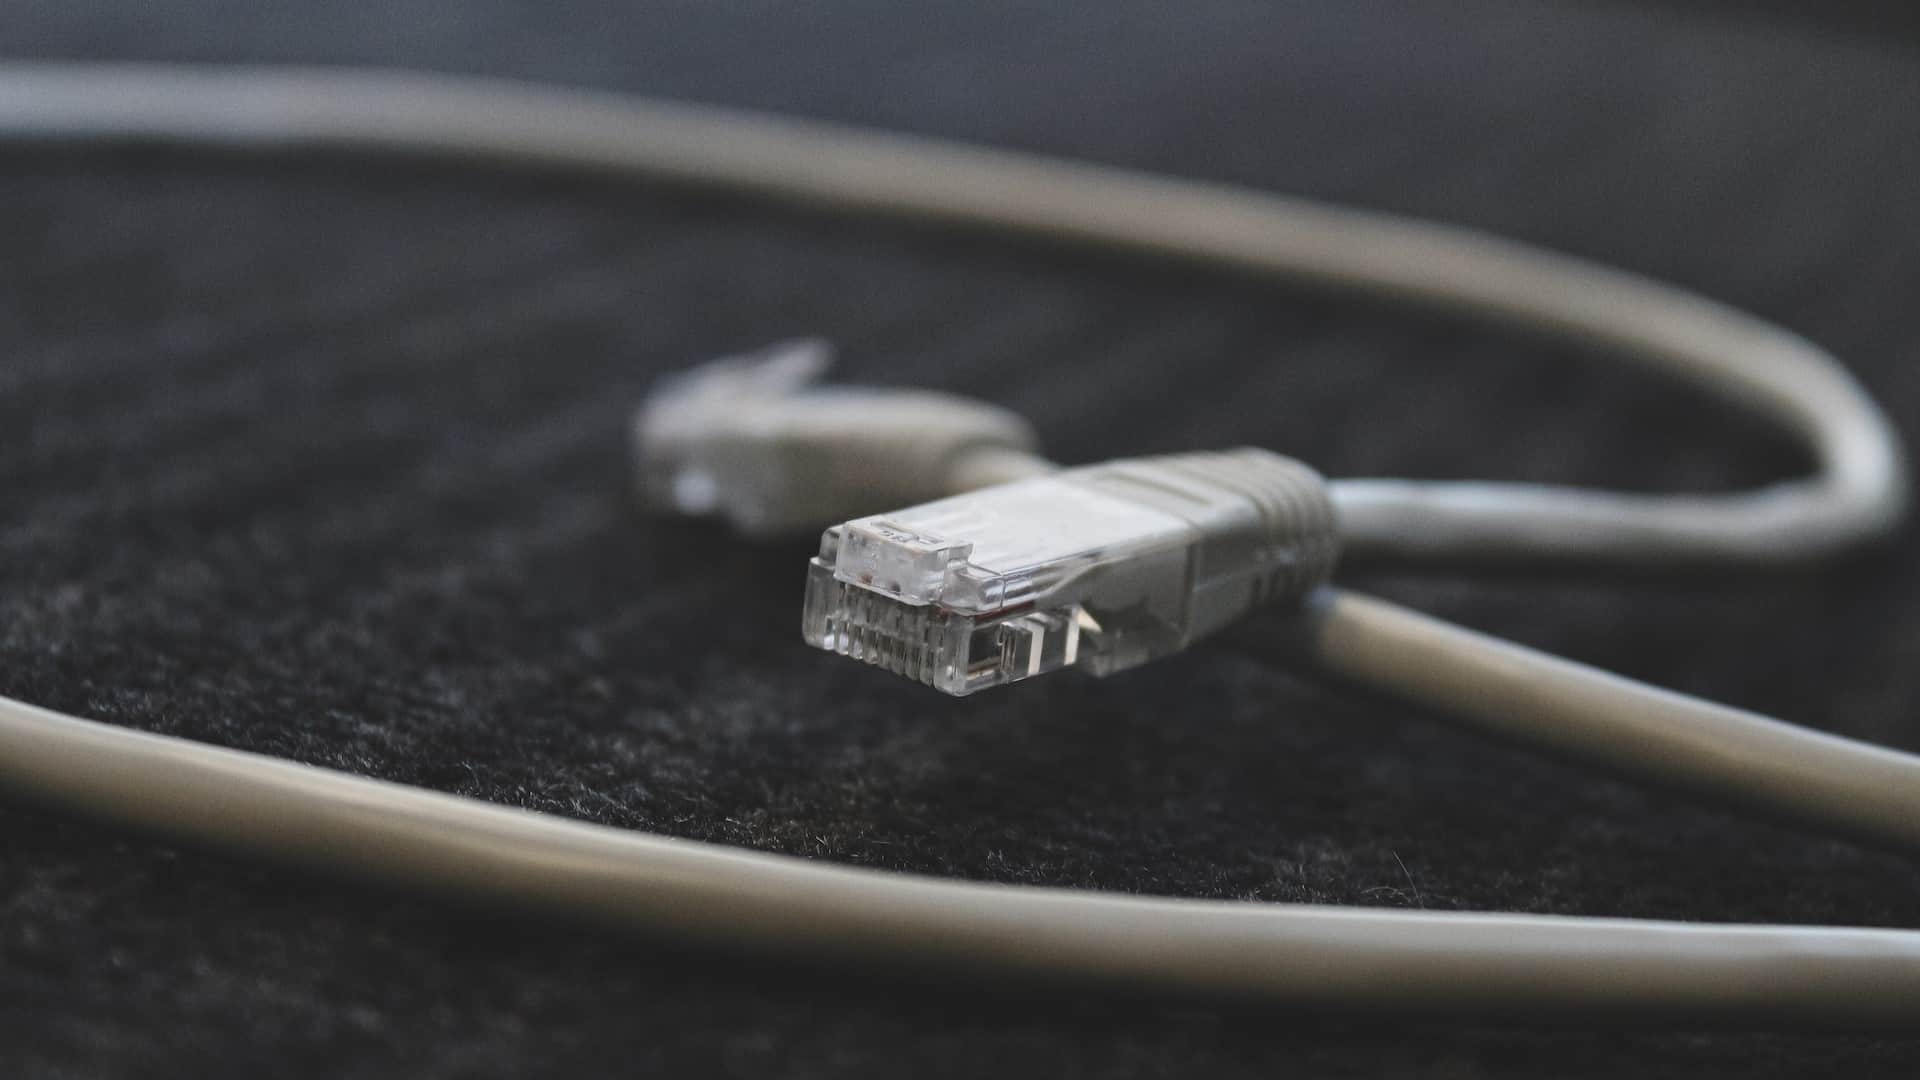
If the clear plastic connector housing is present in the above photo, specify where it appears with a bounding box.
[634,340,1041,536]
[802,449,1338,695]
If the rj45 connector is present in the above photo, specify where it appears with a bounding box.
[802,448,1338,695]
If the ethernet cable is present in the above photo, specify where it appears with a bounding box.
[2,62,1920,1025]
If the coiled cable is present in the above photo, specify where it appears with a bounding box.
[1,63,1916,1025]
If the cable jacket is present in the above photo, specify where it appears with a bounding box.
[1290,589,1920,851]
[4,694,1920,1026]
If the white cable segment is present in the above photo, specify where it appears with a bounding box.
[1292,589,1920,852]
[1,63,1917,1023]
[5,693,1920,1025]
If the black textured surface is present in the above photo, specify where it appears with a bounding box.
[5,2,1920,1075]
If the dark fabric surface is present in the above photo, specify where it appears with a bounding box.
[5,1,1920,1075]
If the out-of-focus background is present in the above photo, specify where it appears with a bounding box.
[4,2,1920,1075]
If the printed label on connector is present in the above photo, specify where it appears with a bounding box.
[834,520,974,605]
